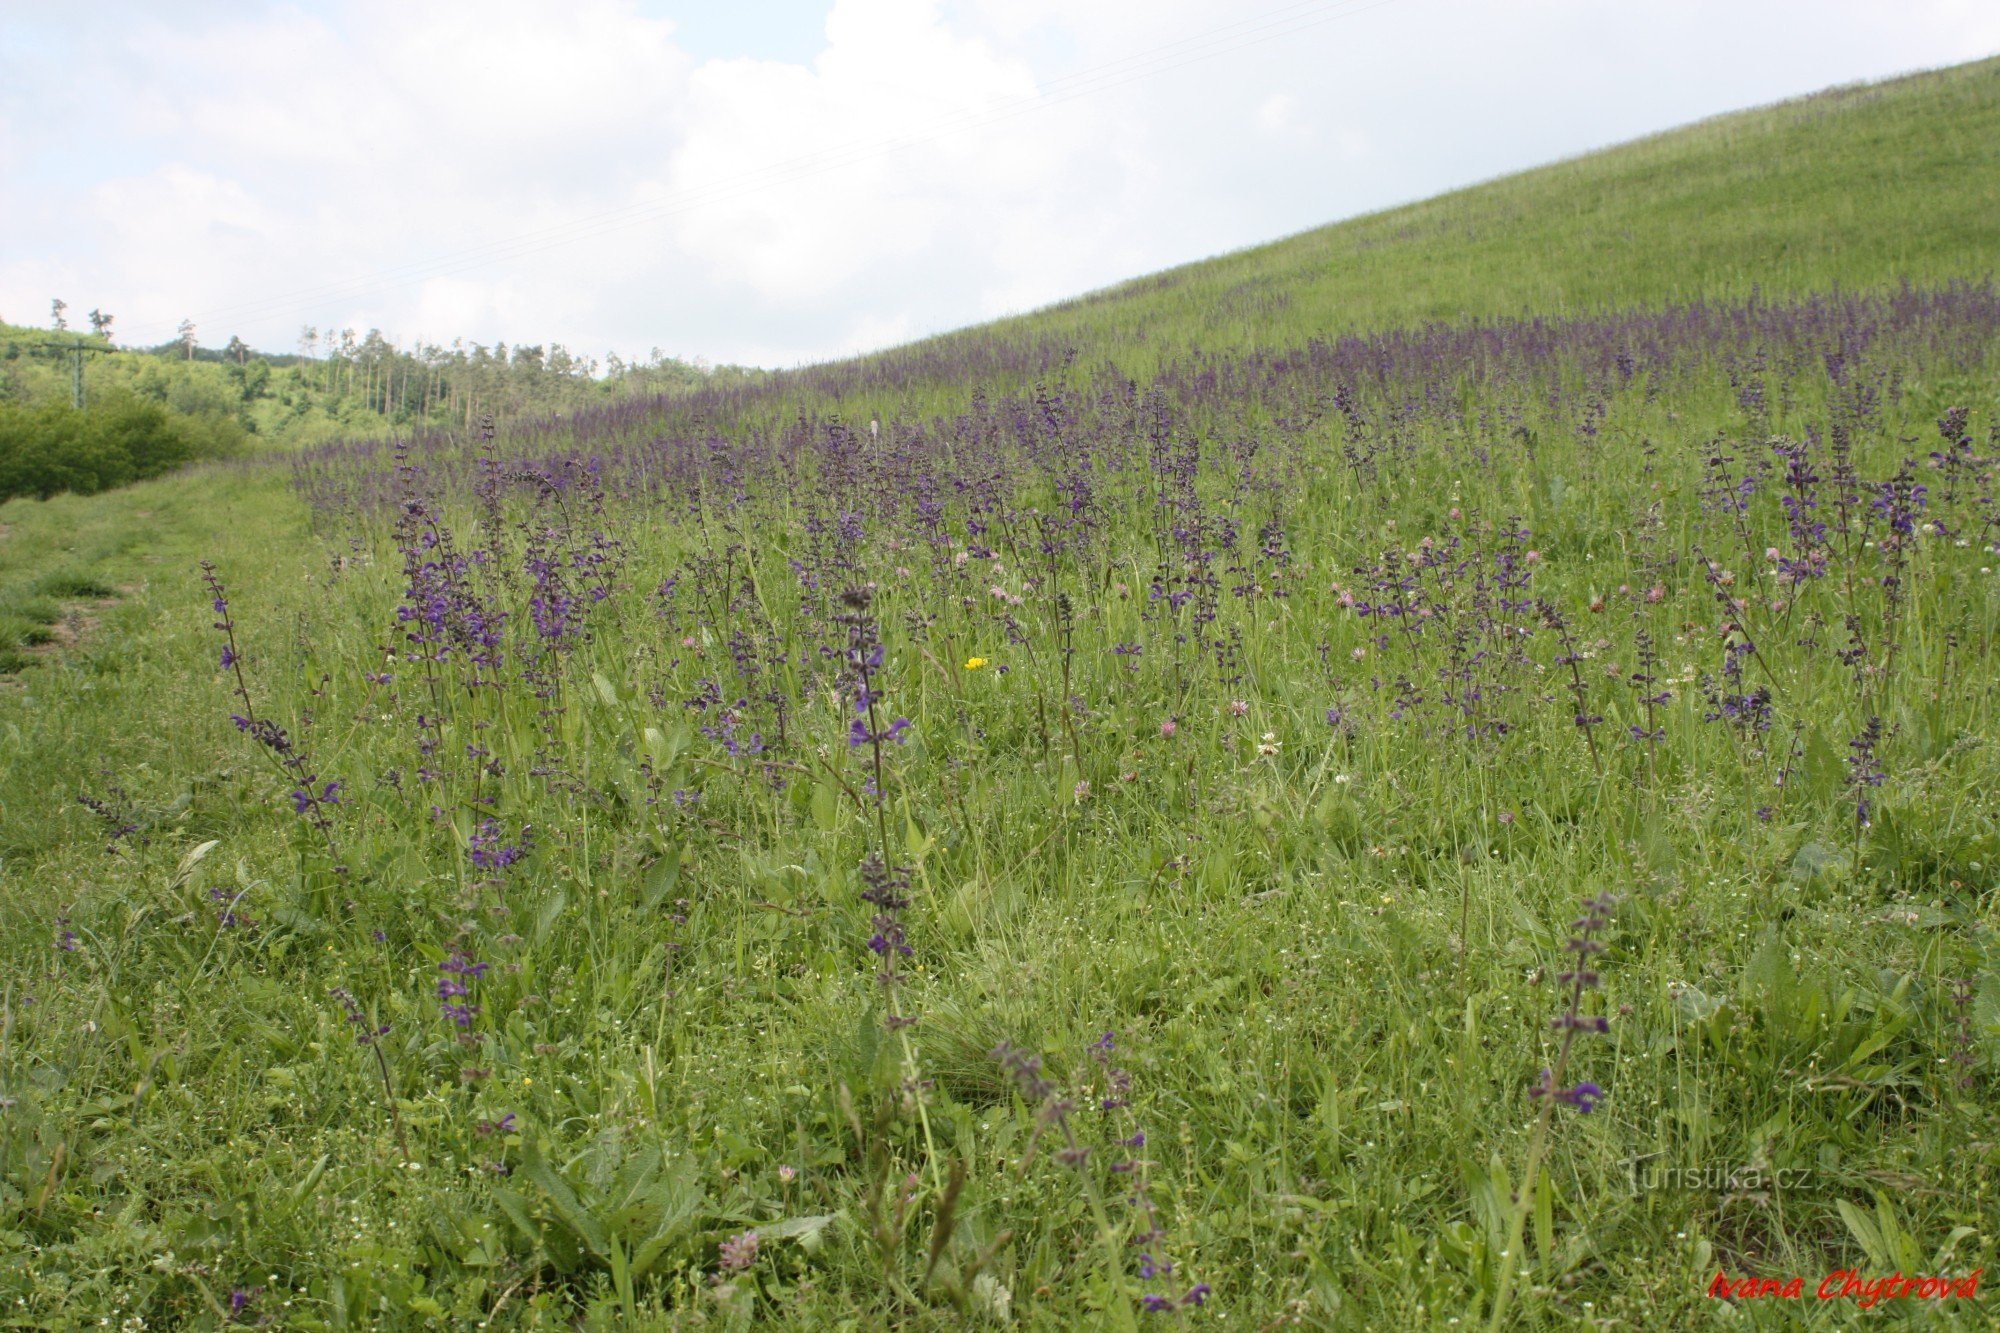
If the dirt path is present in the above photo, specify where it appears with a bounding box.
[2,592,122,680]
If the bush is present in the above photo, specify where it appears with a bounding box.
[0,395,244,501]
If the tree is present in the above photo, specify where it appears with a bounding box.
[177,318,198,361]
[50,299,68,331]
[224,335,250,366]
[88,309,115,344]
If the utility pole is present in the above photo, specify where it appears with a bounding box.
[64,338,116,409]
[0,338,116,408]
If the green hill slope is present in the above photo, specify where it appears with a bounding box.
[904,55,2000,361]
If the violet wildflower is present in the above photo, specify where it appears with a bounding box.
[993,1043,1071,1170]
[437,950,489,1029]
[203,561,345,870]
[1870,463,1929,540]
[837,586,909,852]
[291,781,342,815]
[1490,892,1617,1330]
[1699,638,1771,738]
[858,853,914,989]
[1846,716,1886,828]
[1626,628,1669,750]
[330,986,390,1046]
[77,787,145,850]
[1537,600,1604,776]
[468,819,531,872]
[857,846,936,1177]
[1089,1031,1132,1111]
[208,886,251,930]
[330,986,409,1160]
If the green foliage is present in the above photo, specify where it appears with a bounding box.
[0,319,760,454]
[0,395,244,502]
[496,1140,710,1283]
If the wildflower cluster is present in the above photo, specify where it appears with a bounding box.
[995,1035,1208,1316]
[146,275,2000,1323]
[468,819,531,872]
[1091,1034,1208,1314]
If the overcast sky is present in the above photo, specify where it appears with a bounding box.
[3,0,1996,367]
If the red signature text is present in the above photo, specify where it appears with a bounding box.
[1709,1269,1982,1310]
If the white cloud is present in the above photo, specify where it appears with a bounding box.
[1,0,1995,364]
[1255,92,1309,140]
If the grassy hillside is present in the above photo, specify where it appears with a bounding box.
[892,56,2000,363]
[2,58,1998,1331]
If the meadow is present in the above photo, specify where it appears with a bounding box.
[2,61,2000,1332]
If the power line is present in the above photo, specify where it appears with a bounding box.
[121,0,1408,344]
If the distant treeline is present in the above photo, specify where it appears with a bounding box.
[0,318,762,458]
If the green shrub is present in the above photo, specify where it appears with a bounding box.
[0,395,243,502]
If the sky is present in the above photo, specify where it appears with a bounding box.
[3,0,1997,369]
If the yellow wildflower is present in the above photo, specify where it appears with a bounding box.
[964,656,988,670]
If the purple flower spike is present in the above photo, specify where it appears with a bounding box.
[1528,893,1617,1115]
[1564,1082,1604,1113]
